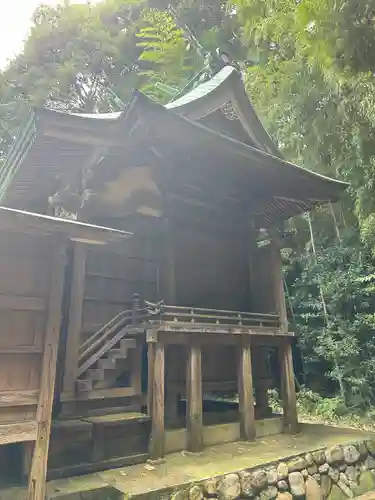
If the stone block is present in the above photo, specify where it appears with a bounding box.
[327,485,347,500]
[204,478,218,497]
[343,446,360,465]
[260,486,278,500]
[353,471,375,497]
[277,463,289,481]
[239,471,254,498]
[306,476,323,500]
[313,451,327,466]
[277,481,289,492]
[326,447,344,465]
[321,474,332,498]
[328,467,340,483]
[217,474,241,500]
[189,485,204,500]
[289,472,305,497]
[276,494,292,500]
[267,468,278,485]
[251,471,269,490]
[287,457,307,473]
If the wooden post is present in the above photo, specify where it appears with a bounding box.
[27,238,67,500]
[149,341,165,460]
[279,339,299,433]
[237,337,256,441]
[147,342,155,417]
[252,347,271,418]
[161,196,176,304]
[246,218,259,311]
[62,242,86,395]
[186,343,203,452]
[269,228,288,333]
[132,292,141,326]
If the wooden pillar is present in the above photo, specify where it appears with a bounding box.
[149,341,165,460]
[161,197,176,304]
[279,339,298,433]
[269,228,288,333]
[246,218,258,311]
[252,347,272,418]
[147,342,155,417]
[237,337,256,441]
[186,343,203,452]
[27,238,67,500]
[62,242,86,395]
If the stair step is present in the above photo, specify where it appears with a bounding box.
[76,379,92,392]
[87,368,106,381]
[108,349,127,361]
[107,339,136,359]
[119,338,137,350]
[98,357,117,370]
[98,357,129,371]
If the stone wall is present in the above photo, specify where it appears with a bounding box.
[170,439,375,500]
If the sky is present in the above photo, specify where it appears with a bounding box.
[0,0,91,69]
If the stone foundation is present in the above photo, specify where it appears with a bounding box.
[169,439,375,500]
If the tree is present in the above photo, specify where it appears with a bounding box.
[232,0,375,249]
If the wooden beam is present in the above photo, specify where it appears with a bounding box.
[237,338,256,441]
[27,238,67,500]
[279,339,299,433]
[62,243,86,394]
[161,196,176,304]
[269,228,288,333]
[246,219,259,311]
[0,206,131,244]
[0,390,39,408]
[130,340,143,395]
[0,422,37,445]
[0,295,45,311]
[147,342,155,417]
[252,347,271,418]
[158,331,293,346]
[186,343,203,452]
[149,342,165,460]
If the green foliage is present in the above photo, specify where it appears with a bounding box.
[136,8,198,102]
[285,229,375,406]
[232,0,375,249]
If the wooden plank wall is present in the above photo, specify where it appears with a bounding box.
[166,345,238,393]
[0,231,53,425]
[81,215,159,345]
[173,224,248,311]
[252,243,277,314]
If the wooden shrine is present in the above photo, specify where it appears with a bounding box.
[0,66,347,495]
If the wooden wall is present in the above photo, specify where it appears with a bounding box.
[251,243,278,314]
[173,224,249,311]
[0,231,53,424]
[166,344,238,395]
[81,215,159,345]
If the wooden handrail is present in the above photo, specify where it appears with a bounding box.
[76,296,281,378]
[163,305,279,319]
[162,312,279,327]
[160,306,280,328]
[77,323,145,377]
[79,309,131,355]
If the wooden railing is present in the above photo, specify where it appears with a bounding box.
[159,305,280,329]
[77,295,162,377]
[77,297,281,377]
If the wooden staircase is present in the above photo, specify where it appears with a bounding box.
[76,295,147,393]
